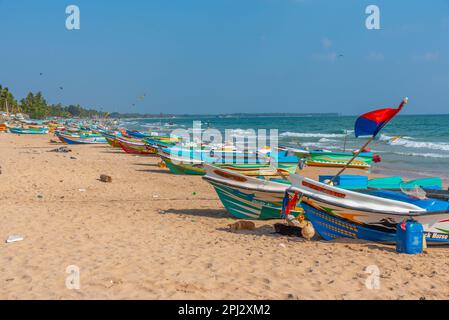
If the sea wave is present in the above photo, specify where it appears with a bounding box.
[393,152,449,159]
[141,122,166,128]
[318,138,338,142]
[280,132,345,138]
[379,134,449,152]
[379,134,413,141]
[301,142,339,150]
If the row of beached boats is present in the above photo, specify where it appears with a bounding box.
[5,99,449,245]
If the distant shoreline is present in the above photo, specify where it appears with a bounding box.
[111,112,341,119]
[114,113,449,120]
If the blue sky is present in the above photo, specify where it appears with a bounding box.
[0,0,448,114]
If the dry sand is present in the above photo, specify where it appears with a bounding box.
[0,133,448,300]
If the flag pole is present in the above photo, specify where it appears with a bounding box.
[329,97,408,184]
[329,136,374,183]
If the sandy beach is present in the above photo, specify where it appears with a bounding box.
[0,133,448,300]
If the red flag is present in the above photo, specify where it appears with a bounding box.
[355,98,408,137]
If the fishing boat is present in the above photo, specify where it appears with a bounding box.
[126,130,158,139]
[288,174,449,244]
[283,97,449,244]
[101,131,123,148]
[9,126,49,134]
[161,152,297,176]
[202,164,302,220]
[204,163,449,242]
[283,146,373,169]
[318,174,443,191]
[159,146,300,176]
[306,150,373,169]
[56,132,107,144]
[116,136,157,155]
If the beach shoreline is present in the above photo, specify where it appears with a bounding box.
[1,133,448,300]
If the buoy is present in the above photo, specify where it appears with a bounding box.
[301,222,315,240]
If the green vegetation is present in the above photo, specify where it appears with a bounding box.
[0,85,107,119]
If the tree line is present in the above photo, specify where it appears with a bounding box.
[0,85,108,119]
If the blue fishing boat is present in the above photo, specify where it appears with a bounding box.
[126,130,155,139]
[204,164,449,243]
[56,132,107,144]
[288,174,449,244]
[9,127,49,134]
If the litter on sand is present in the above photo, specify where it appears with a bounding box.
[6,235,24,243]
[100,174,112,183]
[49,146,72,153]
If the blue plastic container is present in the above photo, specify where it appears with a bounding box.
[396,219,424,254]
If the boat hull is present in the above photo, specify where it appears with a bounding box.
[306,151,372,169]
[207,180,302,220]
[117,138,156,155]
[162,156,298,176]
[203,164,303,220]
[289,175,449,244]
[9,127,49,135]
[301,198,449,244]
[57,133,107,144]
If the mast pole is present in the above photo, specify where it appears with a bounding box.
[329,136,374,183]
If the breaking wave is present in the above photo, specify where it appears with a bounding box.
[393,152,449,159]
[379,134,449,152]
[280,132,346,138]
[319,138,338,143]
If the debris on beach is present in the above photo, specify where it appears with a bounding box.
[100,174,112,183]
[78,188,86,192]
[273,221,316,240]
[6,235,24,243]
[228,221,256,232]
[49,146,71,153]
[274,223,302,237]
[285,214,301,227]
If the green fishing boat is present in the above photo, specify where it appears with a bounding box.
[203,164,303,220]
[160,153,298,176]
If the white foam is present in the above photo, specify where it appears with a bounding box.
[280,132,345,138]
[380,134,449,152]
[301,142,339,150]
[318,138,338,142]
[393,152,449,159]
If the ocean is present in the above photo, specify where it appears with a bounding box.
[121,114,449,183]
